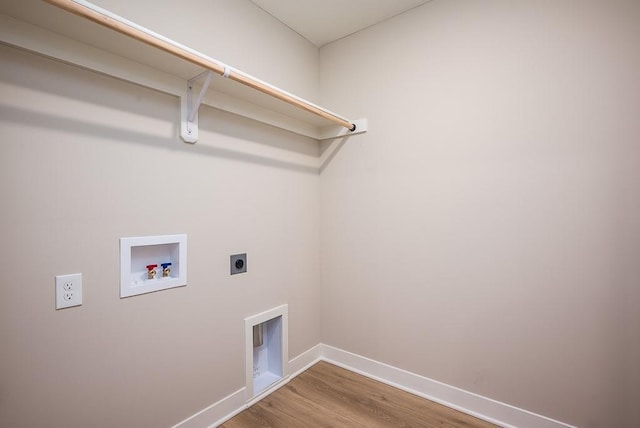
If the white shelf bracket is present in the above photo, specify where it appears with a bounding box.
[181,71,215,143]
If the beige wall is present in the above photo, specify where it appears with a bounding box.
[2,0,640,427]
[0,1,321,427]
[319,1,640,428]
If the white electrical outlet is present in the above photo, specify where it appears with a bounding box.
[55,273,83,309]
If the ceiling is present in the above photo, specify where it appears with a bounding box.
[250,0,430,47]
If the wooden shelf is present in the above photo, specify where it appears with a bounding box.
[0,0,367,141]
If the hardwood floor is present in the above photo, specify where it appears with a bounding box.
[221,361,498,428]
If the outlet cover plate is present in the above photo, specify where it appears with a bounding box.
[56,273,83,309]
[230,253,247,275]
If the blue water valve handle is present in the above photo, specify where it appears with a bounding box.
[161,262,172,278]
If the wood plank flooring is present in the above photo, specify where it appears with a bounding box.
[221,361,498,428]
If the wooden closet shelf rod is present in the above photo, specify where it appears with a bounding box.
[42,0,357,132]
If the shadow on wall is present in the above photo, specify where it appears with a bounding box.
[0,103,175,148]
[0,44,351,175]
[319,136,349,172]
[199,105,318,157]
[0,102,329,175]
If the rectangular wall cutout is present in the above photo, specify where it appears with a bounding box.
[120,234,187,298]
[245,304,288,399]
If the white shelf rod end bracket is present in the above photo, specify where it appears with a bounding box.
[181,70,215,143]
[318,118,368,141]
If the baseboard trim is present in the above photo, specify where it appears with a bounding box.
[289,343,323,377]
[171,387,246,428]
[320,344,576,428]
[175,343,576,428]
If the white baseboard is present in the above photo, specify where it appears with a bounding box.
[171,387,246,428]
[175,343,576,428]
[289,343,323,377]
[320,344,576,428]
